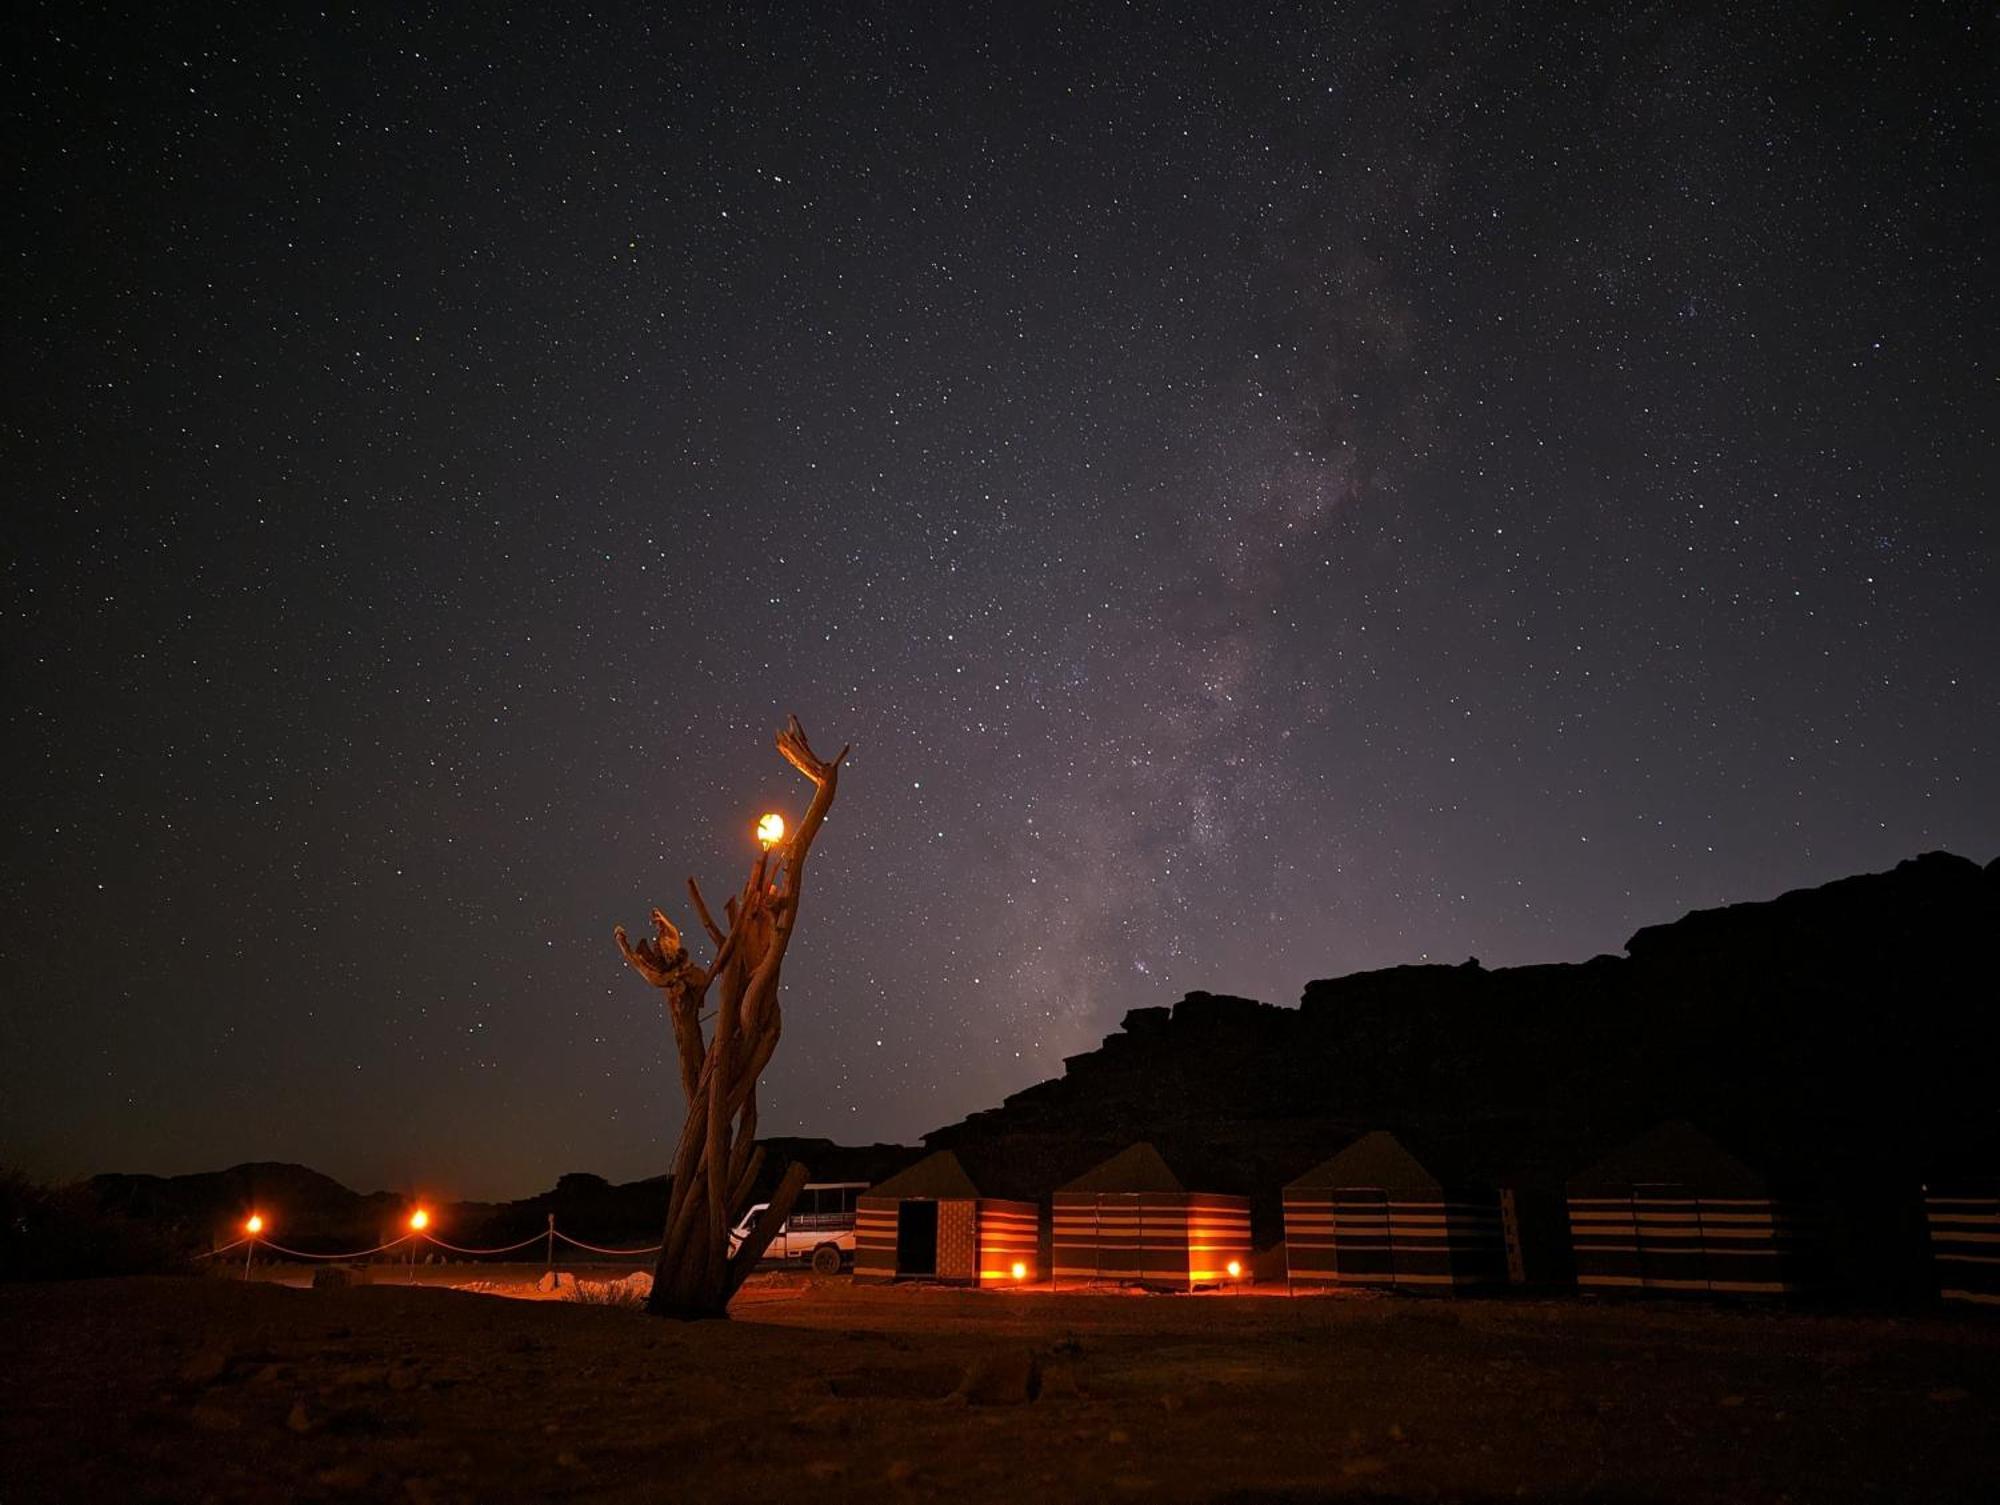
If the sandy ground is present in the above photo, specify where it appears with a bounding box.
[245,1261,658,1298]
[2,1274,1996,1503]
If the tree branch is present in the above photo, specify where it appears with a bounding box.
[615,908,710,1101]
[726,1159,810,1298]
[775,717,847,866]
[686,877,726,949]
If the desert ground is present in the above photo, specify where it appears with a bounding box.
[2,1272,1996,1503]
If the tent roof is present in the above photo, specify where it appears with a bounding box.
[1057,1142,1186,1195]
[1568,1120,1768,1196]
[1285,1130,1445,1194]
[864,1149,981,1200]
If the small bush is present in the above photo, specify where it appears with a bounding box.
[565,1278,648,1308]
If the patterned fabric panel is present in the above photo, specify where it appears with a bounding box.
[1569,1194,1815,1295]
[1700,1199,1818,1294]
[976,1199,1040,1285]
[853,1196,898,1282]
[1926,1193,2000,1305]
[1053,1193,1250,1288]
[1184,1193,1253,1287]
[1053,1192,1141,1280]
[1284,1190,1339,1280]
[1138,1196,1192,1288]
[1569,1195,1643,1289]
[1285,1192,1503,1290]
[1327,1191,1394,1282]
[937,1199,977,1282]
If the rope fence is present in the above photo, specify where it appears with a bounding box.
[255,1234,419,1261]
[552,1229,664,1256]
[419,1232,549,1258]
[197,1224,663,1264]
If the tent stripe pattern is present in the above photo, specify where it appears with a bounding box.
[1283,1130,1508,1292]
[1052,1194,1252,1288]
[853,1202,899,1281]
[1284,1191,1506,1289]
[1051,1144,1250,1290]
[852,1150,1038,1287]
[1567,1194,1818,1295]
[1566,1122,1821,1297]
[975,1202,1040,1284]
[1924,1185,2000,1306]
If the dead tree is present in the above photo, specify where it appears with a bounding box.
[614,715,848,1318]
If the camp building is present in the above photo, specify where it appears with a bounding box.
[1924,1177,1999,1307]
[1283,1129,1509,1292]
[1567,1120,1820,1296]
[1051,1142,1252,1290]
[853,1150,1039,1287]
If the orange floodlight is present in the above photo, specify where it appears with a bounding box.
[1226,1259,1242,1279]
[1010,1261,1028,1281]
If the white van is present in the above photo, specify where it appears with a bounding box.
[728,1182,869,1274]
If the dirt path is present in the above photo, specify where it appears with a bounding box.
[2,1276,1995,1502]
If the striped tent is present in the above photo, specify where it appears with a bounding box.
[1052,1143,1252,1290]
[853,1150,1039,1288]
[1924,1178,1999,1307]
[1568,1121,1819,1297]
[1283,1131,1507,1292]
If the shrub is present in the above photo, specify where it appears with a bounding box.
[565,1277,648,1308]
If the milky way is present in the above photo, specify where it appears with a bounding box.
[6,4,1993,1197]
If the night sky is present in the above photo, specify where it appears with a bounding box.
[6,5,1994,1200]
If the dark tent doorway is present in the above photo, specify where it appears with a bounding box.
[896,1199,939,1276]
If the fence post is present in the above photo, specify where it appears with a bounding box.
[546,1214,556,1278]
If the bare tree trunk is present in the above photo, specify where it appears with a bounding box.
[615,717,847,1318]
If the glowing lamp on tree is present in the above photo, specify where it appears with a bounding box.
[613,716,849,1317]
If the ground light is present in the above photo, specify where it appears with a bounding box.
[1226,1259,1242,1280]
[407,1207,430,1282]
[241,1214,265,1280]
[1011,1261,1027,1281]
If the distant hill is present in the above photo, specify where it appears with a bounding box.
[87,853,1999,1268]
[86,1139,918,1252]
[922,851,2000,1238]
[90,1162,414,1252]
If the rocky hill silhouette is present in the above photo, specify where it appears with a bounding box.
[923,851,2000,1251]
[81,853,1997,1284]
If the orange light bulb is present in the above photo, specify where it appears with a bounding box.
[1010,1260,1027,1281]
[756,811,786,849]
[408,1208,430,1231]
[1226,1259,1242,1279]
[245,1214,264,1236]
